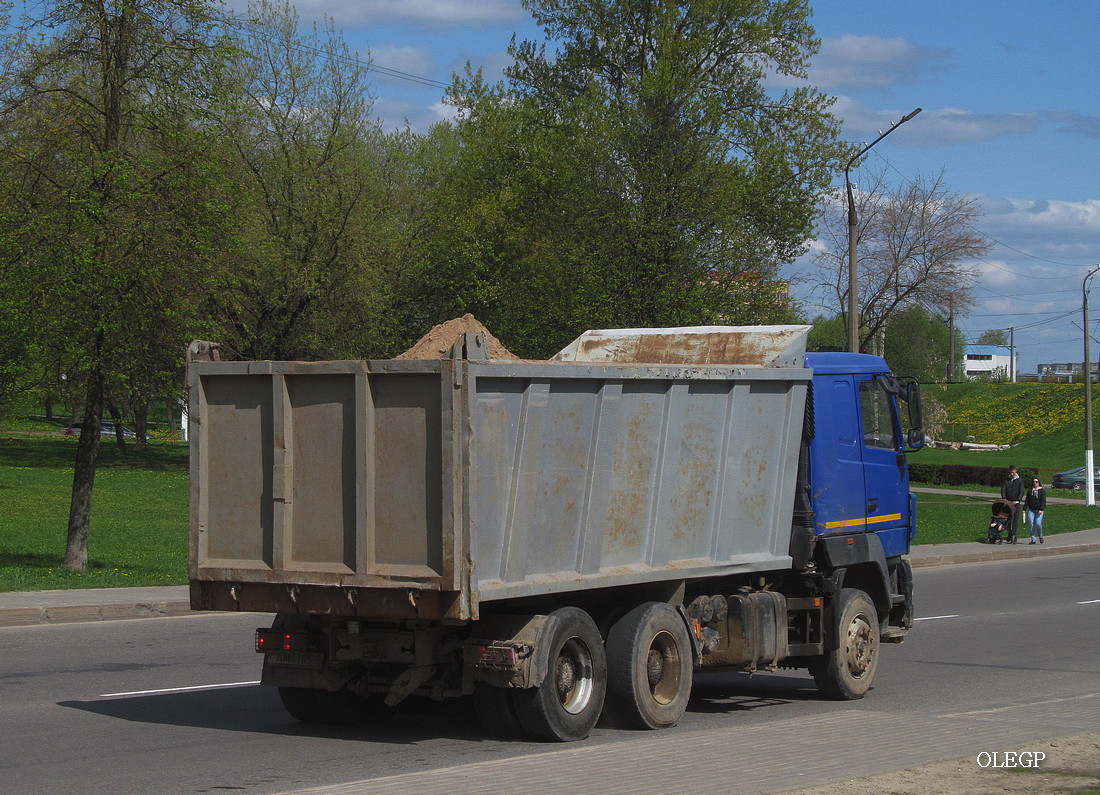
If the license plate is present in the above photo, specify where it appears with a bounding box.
[266,651,324,669]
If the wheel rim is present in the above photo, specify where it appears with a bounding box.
[645,630,683,706]
[843,612,876,680]
[555,637,595,714]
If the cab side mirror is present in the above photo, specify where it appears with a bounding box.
[899,379,924,452]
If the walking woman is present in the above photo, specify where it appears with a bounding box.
[1026,477,1046,544]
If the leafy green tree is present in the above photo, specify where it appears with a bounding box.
[0,0,231,569]
[807,315,846,352]
[884,305,963,382]
[208,0,397,361]
[427,0,844,356]
[976,329,1009,346]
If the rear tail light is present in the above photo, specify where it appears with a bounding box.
[255,628,308,653]
[474,644,520,668]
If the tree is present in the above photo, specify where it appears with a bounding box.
[1,0,230,569]
[976,329,1009,346]
[809,167,991,353]
[807,314,846,352]
[883,305,964,383]
[208,0,396,361]
[427,0,845,356]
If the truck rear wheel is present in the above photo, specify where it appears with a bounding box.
[511,606,606,742]
[277,686,366,725]
[606,602,694,729]
[472,682,526,739]
[810,588,879,700]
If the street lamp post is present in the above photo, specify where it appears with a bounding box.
[1083,265,1100,505]
[845,107,923,353]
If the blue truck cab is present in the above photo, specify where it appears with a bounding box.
[795,351,922,644]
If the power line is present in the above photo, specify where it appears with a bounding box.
[969,309,1076,318]
[980,259,1072,279]
[217,11,454,92]
[866,148,1089,269]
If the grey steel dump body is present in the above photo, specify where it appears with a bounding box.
[188,327,811,621]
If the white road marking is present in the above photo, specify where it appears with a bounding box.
[100,681,260,698]
[1078,599,1100,604]
[913,614,959,621]
[938,691,1100,717]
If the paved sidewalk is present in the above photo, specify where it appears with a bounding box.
[907,525,1100,567]
[2,527,1098,628]
[0,584,193,627]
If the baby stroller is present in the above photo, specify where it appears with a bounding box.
[987,499,1015,544]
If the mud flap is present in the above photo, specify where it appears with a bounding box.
[883,557,914,643]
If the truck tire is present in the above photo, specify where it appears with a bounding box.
[605,602,693,730]
[278,686,328,724]
[511,606,606,742]
[472,682,526,739]
[277,686,378,726]
[809,588,880,700]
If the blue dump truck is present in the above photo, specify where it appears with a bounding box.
[188,324,921,741]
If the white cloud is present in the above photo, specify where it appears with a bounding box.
[373,96,451,133]
[808,34,949,91]
[976,259,1030,291]
[282,0,525,29]
[431,99,459,124]
[365,44,435,82]
[1048,111,1100,140]
[982,197,1100,246]
[831,97,1038,146]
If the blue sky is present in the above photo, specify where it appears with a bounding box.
[233,1,1100,372]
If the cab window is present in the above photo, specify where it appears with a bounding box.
[860,380,898,450]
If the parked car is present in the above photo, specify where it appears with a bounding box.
[1051,466,1100,491]
[62,421,136,439]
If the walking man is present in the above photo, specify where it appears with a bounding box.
[1000,465,1024,545]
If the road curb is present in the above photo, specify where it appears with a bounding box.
[0,599,195,627]
[909,542,1100,568]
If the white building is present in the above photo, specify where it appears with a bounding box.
[1036,362,1094,381]
[964,345,1017,381]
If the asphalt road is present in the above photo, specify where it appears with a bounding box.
[1,553,1098,795]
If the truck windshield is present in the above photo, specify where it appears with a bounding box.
[859,380,899,450]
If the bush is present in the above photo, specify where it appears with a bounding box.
[908,463,1037,487]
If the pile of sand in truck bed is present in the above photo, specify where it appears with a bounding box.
[395,314,521,360]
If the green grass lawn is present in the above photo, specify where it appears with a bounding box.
[913,486,1100,544]
[0,434,189,592]
[1,427,1098,594]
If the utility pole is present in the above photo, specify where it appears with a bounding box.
[845,107,922,353]
[1083,265,1100,505]
[947,296,956,382]
[1009,327,1016,383]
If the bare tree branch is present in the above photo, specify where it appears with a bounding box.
[808,165,990,351]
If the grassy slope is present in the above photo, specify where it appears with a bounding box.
[903,382,1100,544]
[921,381,1097,475]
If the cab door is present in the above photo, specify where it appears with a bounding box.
[857,377,911,557]
[808,374,868,534]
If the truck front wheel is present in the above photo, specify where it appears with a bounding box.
[511,606,606,742]
[809,588,880,700]
[606,602,694,729]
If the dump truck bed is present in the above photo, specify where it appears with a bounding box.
[188,329,811,621]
